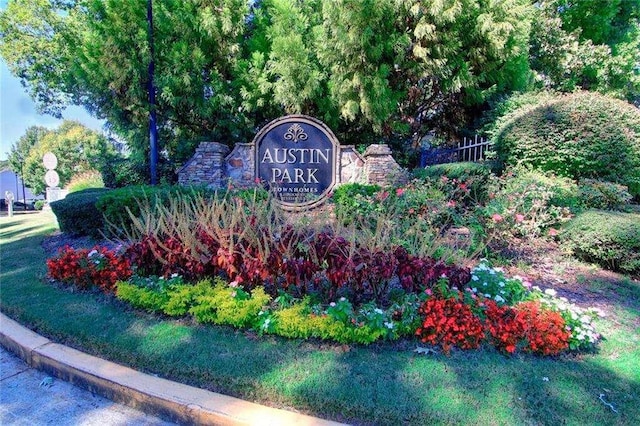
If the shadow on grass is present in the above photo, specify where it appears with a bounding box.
[1,215,639,425]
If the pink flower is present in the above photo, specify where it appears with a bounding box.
[459,183,468,191]
[515,214,525,223]
[425,289,433,296]
[441,176,449,183]
[446,200,456,208]
[492,213,504,223]
[396,188,405,197]
[376,191,389,202]
[548,228,559,237]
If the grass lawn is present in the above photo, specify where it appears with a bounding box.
[1,211,639,425]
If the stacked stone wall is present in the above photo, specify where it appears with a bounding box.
[178,141,407,192]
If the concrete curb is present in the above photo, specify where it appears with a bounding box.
[0,313,344,426]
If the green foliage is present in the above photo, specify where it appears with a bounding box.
[50,189,110,238]
[66,170,105,193]
[6,121,115,195]
[101,158,149,188]
[1,0,535,160]
[96,185,211,238]
[115,281,170,313]
[34,200,46,210]
[560,210,640,275]
[271,298,385,344]
[577,179,633,211]
[331,183,381,221]
[530,0,640,102]
[491,92,640,197]
[190,283,271,328]
[414,162,493,204]
[484,169,577,238]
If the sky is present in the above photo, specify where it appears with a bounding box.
[0,0,105,161]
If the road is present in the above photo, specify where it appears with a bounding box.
[0,346,175,425]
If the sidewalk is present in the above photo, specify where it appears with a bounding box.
[0,313,343,426]
[1,345,174,425]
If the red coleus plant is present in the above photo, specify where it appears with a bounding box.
[47,246,132,293]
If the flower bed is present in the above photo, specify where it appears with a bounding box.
[46,240,603,355]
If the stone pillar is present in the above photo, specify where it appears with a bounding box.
[339,146,366,184]
[362,144,409,187]
[225,143,255,187]
[177,142,230,188]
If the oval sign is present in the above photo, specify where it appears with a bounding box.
[43,152,58,170]
[45,170,60,188]
[254,115,338,210]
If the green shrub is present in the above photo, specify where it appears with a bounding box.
[34,200,46,210]
[101,158,148,188]
[490,92,640,197]
[485,169,577,238]
[96,185,212,238]
[577,179,633,210]
[50,189,111,238]
[331,183,381,222]
[116,281,170,313]
[413,161,493,204]
[66,170,105,193]
[560,210,640,275]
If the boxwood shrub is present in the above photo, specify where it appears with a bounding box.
[96,185,215,238]
[50,188,112,238]
[560,210,640,275]
[490,92,640,197]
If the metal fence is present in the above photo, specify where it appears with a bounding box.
[420,136,492,167]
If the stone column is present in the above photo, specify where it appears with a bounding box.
[362,144,409,187]
[178,142,230,188]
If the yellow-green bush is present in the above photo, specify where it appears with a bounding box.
[189,283,271,328]
[116,281,170,313]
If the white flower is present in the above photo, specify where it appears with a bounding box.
[500,290,506,295]
[483,282,488,287]
[499,282,505,287]
[472,275,479,281]
[472,288,477,293]
[340,297,346,302]
[88,249,98,257]
[384,322,394,329]
[494,295,505,303]
[440,273,447,278]
[171,273,179,279]
[489,269,496,275]
[542,377,549,382]
[374,308,384,315]
[484,293,491,298]
[544,288,557,297]
[330,302,336,307]
[229,281,238,288]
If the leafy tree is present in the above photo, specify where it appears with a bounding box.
[7,126,49,174]
[14,121,114,194]
[2,0,535,169]
[530,0,640,102]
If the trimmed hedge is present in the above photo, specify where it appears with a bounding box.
[50,188,111,238]
[491,92,640,197]
[560,210,640,275]
[96,185,215,238]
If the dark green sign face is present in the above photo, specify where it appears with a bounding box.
[254,115,338,209]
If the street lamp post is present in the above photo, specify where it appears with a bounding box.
[147,0,158,185]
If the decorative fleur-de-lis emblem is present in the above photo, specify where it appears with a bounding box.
[284,123,308,143]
